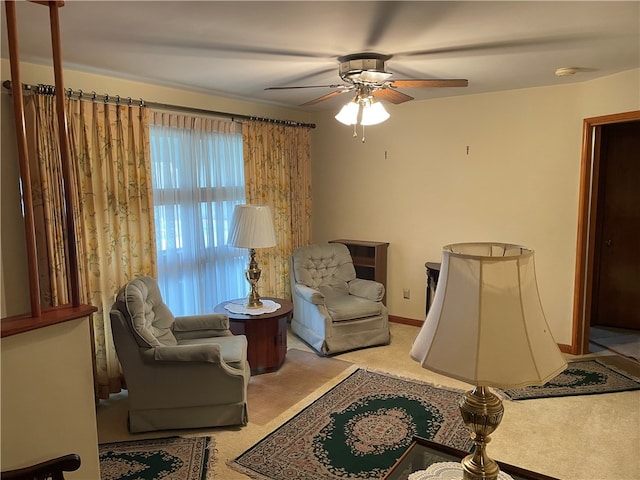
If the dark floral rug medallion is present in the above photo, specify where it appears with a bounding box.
[99,436,213,480]
[231,368,471,480]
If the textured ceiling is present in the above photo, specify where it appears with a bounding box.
[2,1,639,111]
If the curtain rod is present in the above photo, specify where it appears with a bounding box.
[2,80,316,129]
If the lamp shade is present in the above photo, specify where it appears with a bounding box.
[360,100,390,125]
[335,100,359,125]
[228,204,276,249]
[410,242,567,389]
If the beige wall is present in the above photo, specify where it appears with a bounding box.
[311,69,640,346]
[1,319,99,478]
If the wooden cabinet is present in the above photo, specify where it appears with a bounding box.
[330,239,389,304]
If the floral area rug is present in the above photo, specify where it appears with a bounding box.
[99,436,213,480]
[500,358,640,400]
[231,368,471,480]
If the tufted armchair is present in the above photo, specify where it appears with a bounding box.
[290,243,390,355]
[109,276,250,433]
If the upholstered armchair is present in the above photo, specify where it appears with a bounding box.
[109,276,250,433]
[290,243,390,355]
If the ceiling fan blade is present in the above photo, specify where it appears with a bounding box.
[301,89,353,106]
[365,1,402,47]
[390,79,469,88]
[265,84,345,90]
[396,34,593,59]
[131,35,336,60]
[373,88,414,104]
[278,67,338,87]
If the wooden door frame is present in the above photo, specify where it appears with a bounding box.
[571,110,640,354]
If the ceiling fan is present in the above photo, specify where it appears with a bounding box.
[265,52,469,107]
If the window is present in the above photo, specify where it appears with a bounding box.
[149,115,247,315]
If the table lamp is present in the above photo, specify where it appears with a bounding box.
[228,204,277,308]
[410,242,567,480]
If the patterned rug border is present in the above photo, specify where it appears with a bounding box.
[99,435,216,480]
[229,367,471,480]
[500,358,640,401]
[360,367,468,394]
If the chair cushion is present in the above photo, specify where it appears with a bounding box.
[115,276,177,348]
[292,243,356,295]
[349,278,385,302]
[325,295,383,322]
[179,335,247,370]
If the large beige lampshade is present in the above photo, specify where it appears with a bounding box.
[410,242,567,389]
[228,205,276,249]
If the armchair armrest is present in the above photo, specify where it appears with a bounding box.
[1,454,81,480]
[349,278,385,302]
[142,344,223,364]
[294,283,326,305]
[173,313,231,340]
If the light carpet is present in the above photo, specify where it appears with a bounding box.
[248,348,352,425]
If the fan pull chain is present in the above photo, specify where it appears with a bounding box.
[352,123,357,138]
[361,124,366,143]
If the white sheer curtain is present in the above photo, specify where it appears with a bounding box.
[149,111,247,315]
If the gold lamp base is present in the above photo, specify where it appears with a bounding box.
[459,386,505,480]
[244,248,264,309]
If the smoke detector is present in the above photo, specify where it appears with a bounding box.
[555,67,579,77]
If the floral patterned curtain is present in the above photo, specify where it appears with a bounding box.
[242,122,312,299]
[25,94,156,399]
[24,95,70,307]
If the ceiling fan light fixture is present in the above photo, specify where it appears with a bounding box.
[335,100,359,125]
[350,70,393,83]
[360,99,390,126]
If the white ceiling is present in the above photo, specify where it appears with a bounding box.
[3,1,639,111]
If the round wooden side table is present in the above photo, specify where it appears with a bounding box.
[214,297,293,375]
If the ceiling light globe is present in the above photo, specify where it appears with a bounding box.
[360,101,390,126]
[335,101,359,125]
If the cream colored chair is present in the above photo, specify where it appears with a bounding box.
[290,243,390,355]
[110,276,250,433]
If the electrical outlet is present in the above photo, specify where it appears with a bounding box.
[403,288,410,299]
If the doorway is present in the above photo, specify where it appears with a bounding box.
[572,111,640,355]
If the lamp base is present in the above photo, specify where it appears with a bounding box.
[459,386,504,480]
[244,248,264,309]
[245,291,264,309]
